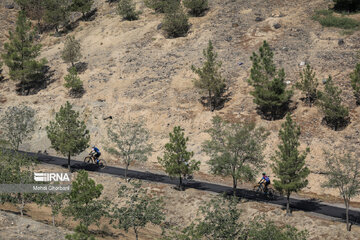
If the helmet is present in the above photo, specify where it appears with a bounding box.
[93,145,96,148]
[262,172,266,175]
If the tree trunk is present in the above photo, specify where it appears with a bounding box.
[68,152,71,172]
[71,61,74,68]
[20,196,24,217]
[52,215,55,227]
[286,193,291,216]
[345,199,351,231]
[232,176,237,196]
[125,163,129,181]
[134,227,138,240]
[209,90,213,111]
[179,175,183,190]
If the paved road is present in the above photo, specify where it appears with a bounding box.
[27,151,360,226]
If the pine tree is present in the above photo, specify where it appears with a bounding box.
[117,0,140,21]
[44,0,70,33]
[158,126,200,190]
[46,102,90,172]
[71,0,94,18]
[271,113,310,216]
[64,67,84,97]
[162,5,190,38]
[1,11,47,94]
[183,0,208,16]
[295,64,319,106]
[61,35,82,67]
[248,41,293,120]
[317,76,349,130]
[203,116,269,196]
[350,63,360,105]
[192,41,226,111]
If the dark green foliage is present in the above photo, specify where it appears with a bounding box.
[158,126,200,190]
[333,0,360,12]
[1,11,47,94]
[61,35,82,67]
[271,113,310,215]
[0,150,37,217]
[322,151,360,231]
[162,6,190,38]
[111,180,164,240]
[46,102,90,171]
[15,0,46,23]
[203,116,269,195]
[144,0,180,13]
[192,40,226,111]
[117,0,140,20]
[317,76,349,130]
[106,119,153,180]
[66,224,96,240]
[64,67,84,97]
[248,41,293,120]
[0,105,36,150]
[62,170,108,230]
[183,0,208,16]
[295,64,319,106]
[44,0,70,33]
[350,63,360,105]
[71,0,94,18]
[312,10,359,30]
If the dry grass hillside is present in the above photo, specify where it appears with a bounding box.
[1,0,360,204]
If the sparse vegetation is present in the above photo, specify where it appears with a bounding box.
[64,67,84,97]
[295,64,319,106]
[271,113,310,216]
[71,0,94,18]
[162,6,190,38]
[144,0,180,13]
[117,0,140,21]
[43,0,70,33]
[313,10,360,30]
[350,63,360,105]
[183,0,208,16]
[192,40,226,111]
[61,36,82,67]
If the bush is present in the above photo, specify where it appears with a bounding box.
[183,0,208,16]
[333,0,360,12]
[117,0,139,20]
[162,6,190,38]
[313,10,359,29]
[144,0,180,13]
[64,67,84,97]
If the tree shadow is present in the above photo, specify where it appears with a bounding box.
[73,62,88,74]
[199,92,232,111]
[81,8,98,22]
[321,116,350,131]
[68,88,86,98]
[256,99,297,121]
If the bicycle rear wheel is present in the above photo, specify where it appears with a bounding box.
[99,159,106,169]
[84,156,93,164]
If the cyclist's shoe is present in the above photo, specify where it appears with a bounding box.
[96,159,99,165]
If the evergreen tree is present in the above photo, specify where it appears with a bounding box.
[36,191,66,226]
[162,5,190,38]
[44,0,70,33]
[203,116,269,195]
[0,105,36,150]
[183,0,208,16]
[61,35,82,67]
[62,170,109,231]
[1,11,47,94]
[317,76,349,130]
[106,119,153,180]
[248,41,293,120]
[66,224,96,240]
[158,126,200,190]
[111,181,164,240]
[71,0,94,18]
[271,113,310,216]
[64,67,84,97]
[295,64,319,106]
[350,63,360,105]
[117,0,140,21]
[192,40,226,111]
[46,102,90,172]
[15,0,46,24]
[322,150,360,231]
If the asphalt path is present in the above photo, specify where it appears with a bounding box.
[24,151,360,226]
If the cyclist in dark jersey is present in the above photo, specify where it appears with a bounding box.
[90,146,101,164]
[259,172,271,193]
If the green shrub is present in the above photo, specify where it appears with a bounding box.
[64,67,84,96]
[183,0,208,16]
[117,0,139,20]
[144,0,180,13]
[162,6,190,38]
[313,10,359,29]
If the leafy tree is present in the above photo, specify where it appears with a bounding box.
[46,102,90,172]
[333,0,360,12]
[1,11,47,94]
[0,105,36,150]
[0,150,37,217]
[71,0,94,18]
[61,36,82,67]
[62,170,109,231]
[36,191,66,226]
[64,67,84,97]
[295,64,319,106]
[192,40,226,111]
[317,76,349,130]
[183,0,208,16]
[44,0,70,33]
[106,119,153,180]
[203,116,269,196]
[248,41,293,120]
[271,113,310,216]
[158,126,200,190]
[111,180,164,240]
[350,63,360,105]
[162,6,190,38]
[66,224,96,240]
[144,0,180,13]
[117,0,140,21]
[322,151,360,231]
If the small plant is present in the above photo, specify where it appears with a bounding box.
[61,36,82,67]
[64,67,84,97]
[183,0,208,16]
[162,6,190,38]
[117,0,140,21]
[313,10,359,30]
[350,63,360,105]
[295,64,319,106]
[144,0,180,13]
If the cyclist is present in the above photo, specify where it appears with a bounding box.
[90,146,101,164]
[259,172,271,193]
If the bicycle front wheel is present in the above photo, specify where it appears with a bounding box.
[99,159,106,169]
[84,156,93,164]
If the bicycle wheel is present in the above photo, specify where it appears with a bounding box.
[267,188,276,199]
[99,159,106,169]
[84,156,93,164]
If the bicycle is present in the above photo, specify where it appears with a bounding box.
[253,182,275,199]
[84,153,107,169]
